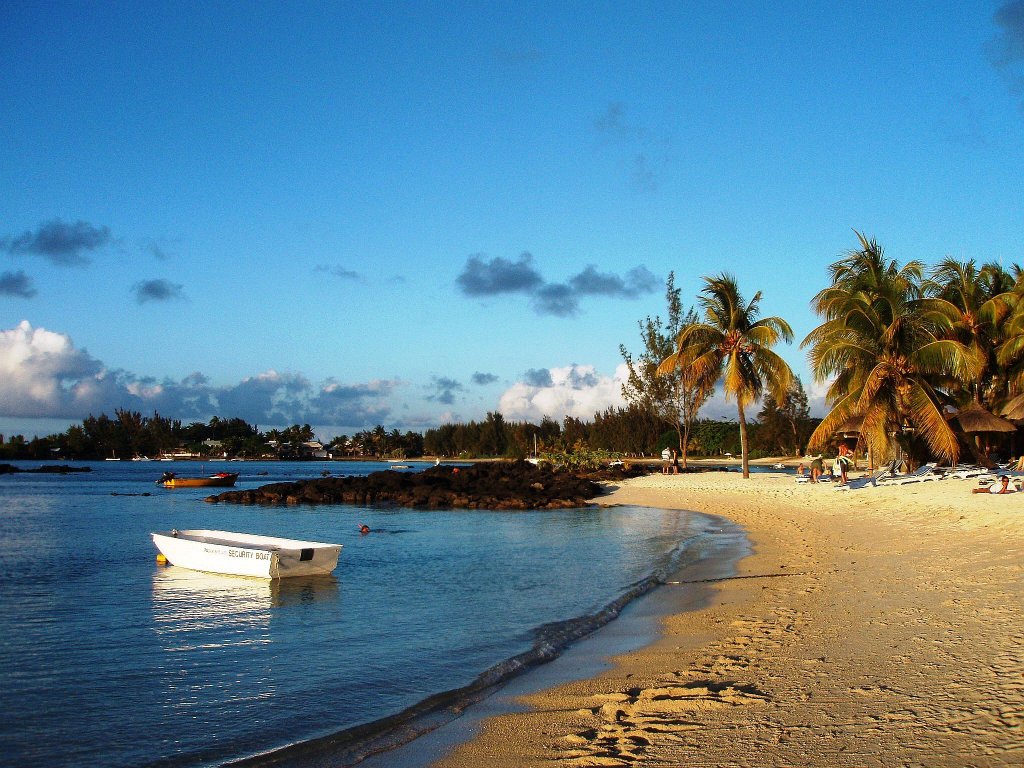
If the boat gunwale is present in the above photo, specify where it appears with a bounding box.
[152,529,342,553]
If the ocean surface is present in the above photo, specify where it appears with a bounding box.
[0,460,738,768]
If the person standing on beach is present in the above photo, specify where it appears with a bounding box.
[836,444,852,485]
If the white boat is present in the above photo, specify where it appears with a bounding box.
[151,529,342,578]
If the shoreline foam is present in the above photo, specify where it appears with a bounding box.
[432,470,1024,767]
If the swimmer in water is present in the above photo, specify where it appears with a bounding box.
[359,524,370,534]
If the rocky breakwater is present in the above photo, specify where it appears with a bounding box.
[0,464,92,475]
[205,460,605,510]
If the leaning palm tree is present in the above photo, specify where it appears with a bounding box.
[657,273,794,478]
[802,233,977,466]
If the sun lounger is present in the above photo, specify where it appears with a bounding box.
[794,474,834,484]
[831,460,901,490]
[942,465,989,480]
[834,468,896,490]
[875,463,942,486]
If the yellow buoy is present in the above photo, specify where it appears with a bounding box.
[155,553,168,564]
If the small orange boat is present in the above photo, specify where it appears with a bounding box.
[157,471,239,488]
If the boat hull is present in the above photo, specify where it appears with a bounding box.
[151,529,342,578]
[158,472,238,488]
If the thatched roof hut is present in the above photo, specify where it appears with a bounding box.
[952,403,1017,434]
[999,393,1024,422]
[836,414,864,437]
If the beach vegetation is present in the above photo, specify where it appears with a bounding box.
[422,406,665,459]
[535,444,624,471]
[802,232,989,467]
[621,272,711,468]
[686,419,741,457]
[657,273,794,478]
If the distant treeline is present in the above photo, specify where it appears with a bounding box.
[420,404,820,460]
[0,402,821,462]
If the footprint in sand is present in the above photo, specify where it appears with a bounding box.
[554,680,770,765]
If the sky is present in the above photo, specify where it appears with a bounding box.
[2,1,1024,442]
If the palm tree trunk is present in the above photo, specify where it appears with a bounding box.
[674,421,687,468]
[738,401,749,479]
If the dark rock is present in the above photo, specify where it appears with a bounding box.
[205,460,602,510]
[0,464,92,475]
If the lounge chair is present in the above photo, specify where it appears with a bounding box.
[875,462,942,486]
[834,463,899,490]
[942,465,989,480]
[794,468,836,484]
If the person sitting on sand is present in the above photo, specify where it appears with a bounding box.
[972,476,1016,494]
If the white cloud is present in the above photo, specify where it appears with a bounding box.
[0,320,106,417]
[0,320,401,429]
[498,363,628,422]
[804,378,831,419]
[691,377,831,421]
[493,361,826,426]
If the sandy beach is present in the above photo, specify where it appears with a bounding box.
[433,468,1024,767]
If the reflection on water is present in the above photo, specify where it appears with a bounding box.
[152,566,341,617]
[147,568,345,765]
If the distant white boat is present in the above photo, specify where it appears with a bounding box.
[151,529,342,579]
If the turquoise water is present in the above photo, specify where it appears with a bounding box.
[0,461,726,767]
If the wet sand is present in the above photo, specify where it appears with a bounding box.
[433,470,1024,767]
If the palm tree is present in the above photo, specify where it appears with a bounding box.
[802,233,977,466]
[991,267,1024,403]
[923,259,1016,408]
[657,273,794,478]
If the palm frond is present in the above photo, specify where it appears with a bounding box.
[907,385,959,464]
